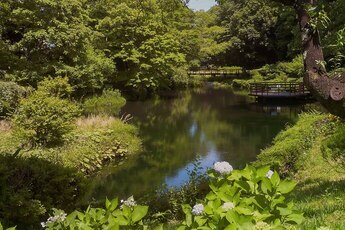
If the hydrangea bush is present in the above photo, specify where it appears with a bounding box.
[42,197,148,229]
[178,163,304,229]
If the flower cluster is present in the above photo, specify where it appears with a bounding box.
[120,196,136,209]
[214,161,233,175]
[41,213,67,228]
[266,170,274,179]
[192,204,204,216]
[222,202,235,211]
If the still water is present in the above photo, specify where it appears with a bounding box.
[87,86,307,201]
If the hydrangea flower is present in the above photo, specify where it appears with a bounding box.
[222,202,235,211]
[192,204,204,216]
[253,221,271,230]
[120,196,136,209]
[266,170,274,179]
[214,161,233,175]
[41,212,67,228]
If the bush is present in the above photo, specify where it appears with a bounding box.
[179,164,304,229]
[0,81,27,116]
[0,154,84,229]
[83,90,126,116]
[37,77,74,98]
[12,91,80,146]
[43,197,148,229]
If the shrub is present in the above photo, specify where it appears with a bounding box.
[37,77,74,98]
[12,91,80,146]
[0,81,27,116]
[0,154,84,229]
[179,164,304,229]
[43,197,148,229]
[83,90,126,116]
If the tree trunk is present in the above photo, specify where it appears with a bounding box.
[295,0,345,117]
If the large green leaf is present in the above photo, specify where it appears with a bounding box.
[277,180,297,194]
[131,205,149,223]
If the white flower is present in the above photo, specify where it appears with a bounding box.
[214,161,233,175]
[222,202,235,211]
[41,213,67,228]
[317,227,331,230]
[266,170,274,179]
[120,196,136,209]
[253,221,271,230]
[192,204,204,216]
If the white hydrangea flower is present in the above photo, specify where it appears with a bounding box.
[214,161,233,175]
[317,227,331,230]
[222,202,235,211]
[253,221,271,230]
[120,196,136,209]
[41,213,67,229]
[266,170,274,179]
[192,204,204,216]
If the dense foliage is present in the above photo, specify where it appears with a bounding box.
[179,165,303,229]
[0,154,84,229]
[12,91,80,146]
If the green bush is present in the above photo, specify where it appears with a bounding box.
[43,197,148,229]
[0,154,84,229]
[37,77,74,98]
[0,81,27,116]
[248,56,304,83]
[83,90,126,116]
[12,91,80,146]
[178,164,304,229]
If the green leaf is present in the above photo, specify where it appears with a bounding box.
[256,166,271,178]
[270,171,280,188]
[206,191,217,201]
[286,213,305,225]
[277,180,297,194]
[261,178,272,194]
[277,207,293,216]
[235,181,251,192]
[131,205,149,223]
[116,215,129,226]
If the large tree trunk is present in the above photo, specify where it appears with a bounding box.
[295,0,345,117]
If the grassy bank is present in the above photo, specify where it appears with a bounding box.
[256,112,345,229]
[0,115,141,175]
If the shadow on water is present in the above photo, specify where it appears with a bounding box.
[86,87,312,201]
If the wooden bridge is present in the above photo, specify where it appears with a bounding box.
[249,82,311,100]
[188,69,247,78]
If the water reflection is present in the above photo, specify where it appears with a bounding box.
[86,87,308,201]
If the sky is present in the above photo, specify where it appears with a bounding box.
[188,0,216,11]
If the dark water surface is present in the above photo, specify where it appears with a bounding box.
[86,87,307,201]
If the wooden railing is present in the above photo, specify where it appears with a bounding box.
[249,82,310,98]
[188,69,245,77]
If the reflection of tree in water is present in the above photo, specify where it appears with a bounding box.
[86,88,302,201]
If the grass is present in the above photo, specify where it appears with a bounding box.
[256,112,345,229]
[0,115,142,174]
[293,138,345,229]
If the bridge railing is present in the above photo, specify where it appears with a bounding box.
[249,82,310,97]
[187,69,244,76]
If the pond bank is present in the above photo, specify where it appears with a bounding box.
[255,112,345,229]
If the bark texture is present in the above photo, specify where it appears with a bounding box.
[295,0,345,117]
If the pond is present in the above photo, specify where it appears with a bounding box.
[85,86,309,201]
